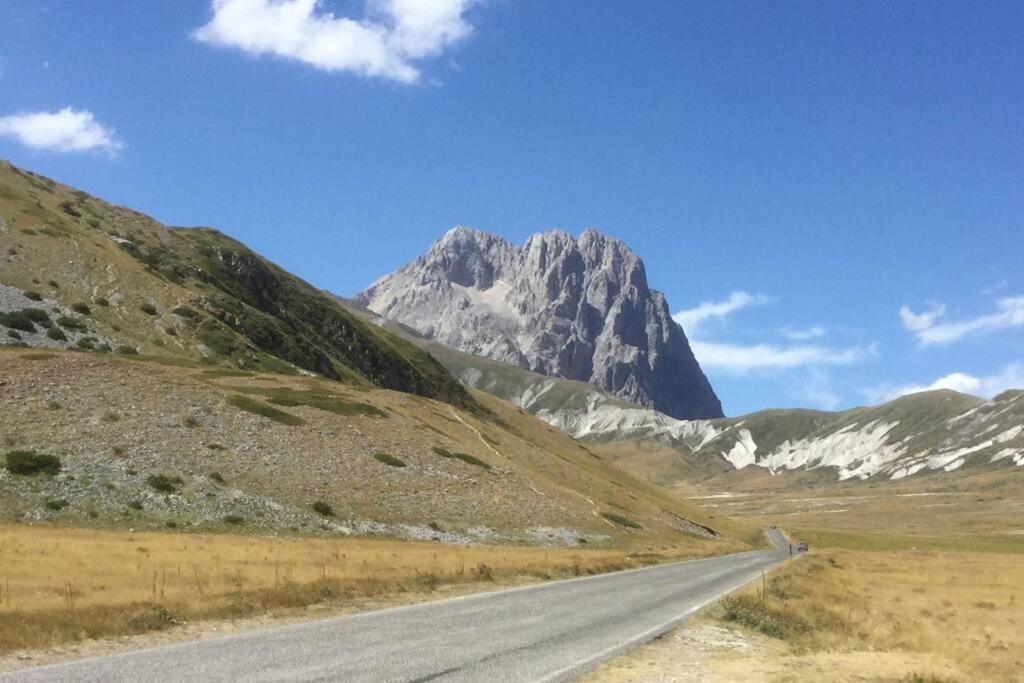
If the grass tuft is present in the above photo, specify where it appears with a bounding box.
[373,452,407,468]
[226,395,304,426]
[601,512,642,529]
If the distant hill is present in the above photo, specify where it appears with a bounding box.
[337,296,1024,484]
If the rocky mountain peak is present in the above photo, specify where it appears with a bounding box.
[355,227,723,419]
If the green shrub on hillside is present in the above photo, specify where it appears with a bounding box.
[312,500,335,517]
[431,446,492,470]
[0,311,37,332]
[94,296,109,307]
[601,512,642,529]
[227,395,304,426]
[172,306,199,318]
[140,303,157,315]
[114,345,139,355]
[56,315,86,331]
[46,327,67,341]
[71,302,91,315]
[23,291,43,301]
[146,473,184,494]
[5,450,62,476]
[373,452,407,468]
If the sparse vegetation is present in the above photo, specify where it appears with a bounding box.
[71,302,92,315]
[431,446,492,470]
[23,290,43,301]
[114,345,139,355]
[94,296,110,307]
[4,450,62,476]
[373,452,407,468]
[140,303,158,315]
[208,471,226,484]
[601,512,642,529]
[44,498,69,511]
[223,514,245,526]
[56,315,87,331]
[719,594,813,639]
[172,306,199,318]
[146,473,185,494]
[312,500,335,517]
[226,395,304,426]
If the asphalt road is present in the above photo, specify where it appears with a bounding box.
[4,530,793,682]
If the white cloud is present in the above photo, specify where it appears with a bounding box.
[673,291,771,332]
[675,291,869,374]
[899,302,946,332]
[0,108,123,154]
[795,368,842,411]
[872,363,1024,403]
[192,0,478,84]
[691,340,871,374]
[781,325,825,341]
[902,297,1024,346]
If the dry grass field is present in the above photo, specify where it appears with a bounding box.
[682,466,1024,541]
[0,523,707,654]
[587,532,1024,683]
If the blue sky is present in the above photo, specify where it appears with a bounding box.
[2,1,1022,416]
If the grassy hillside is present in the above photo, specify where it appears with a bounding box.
[0,346,749,548]
[0,161,471,408]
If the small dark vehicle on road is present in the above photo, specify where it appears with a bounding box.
[797,541,809,552]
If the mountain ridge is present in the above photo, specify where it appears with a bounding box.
[355,226,723,420]
[0,160,472,409]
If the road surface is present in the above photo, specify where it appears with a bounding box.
[3,530,793,682]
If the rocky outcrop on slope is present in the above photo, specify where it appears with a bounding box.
[356,227,723,420]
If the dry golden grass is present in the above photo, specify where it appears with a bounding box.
[710,548,1024,682]
[586,543,1024,682]
[0,523,700,653]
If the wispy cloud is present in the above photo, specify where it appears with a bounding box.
[868,362,1024,403]
[780,325,825,341]
[0,108,122,154]
[898,302,945,333]
[672,291,771,332]
[674,291,872,374]
[691,340,871,373]
[794,368,843,410]
[901,297,1024,346]
[193,0,478,84]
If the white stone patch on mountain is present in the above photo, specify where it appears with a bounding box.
[760,421,905,480]
[724,429,758,469]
